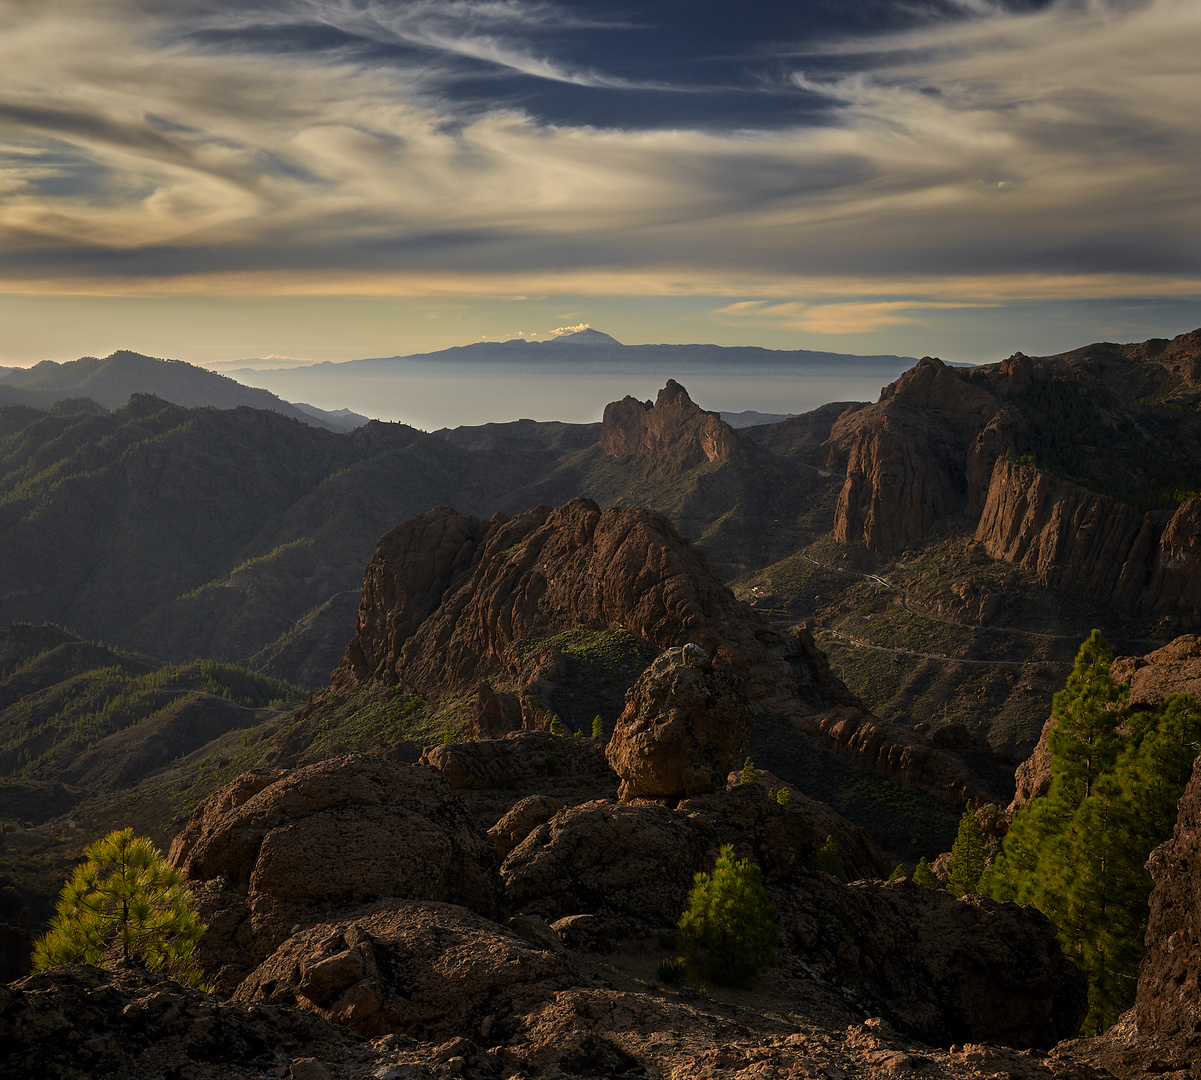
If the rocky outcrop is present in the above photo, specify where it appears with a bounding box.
[829,357,1012,554]
[234,900,580,1041]
[1133,752,1201,1038]
[1111,634,1201,706]
[976,459,1201,621]
[783,876,1088,1048]
[330,497,861,719]
[488,794,566,860]
[328,497,983,806]
[605,644,753,801]
[0,962,365,1080]
[168,755,503,993]
[419,731,611,791]
[600,380,746,478]
[501,784,888,926]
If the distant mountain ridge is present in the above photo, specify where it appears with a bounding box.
[222,326,920,374]
[0,351,368,432]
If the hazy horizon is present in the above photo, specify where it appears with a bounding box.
[2,1,1199,367]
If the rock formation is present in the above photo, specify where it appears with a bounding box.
[828,357,1012,553]
[600,379,747,478]
[1111,634,1201,707]
[976,460,1201,620]
[1134,751,1201,1039]
[1011,634,1201,814]
[328,497,982,806]
[605,644,753,801]
[168,755,503,993]
[234,900,579,1041]
[418,731,610,791]
[783,876,1087,1049]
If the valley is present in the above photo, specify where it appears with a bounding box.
[2,327,1200,1079]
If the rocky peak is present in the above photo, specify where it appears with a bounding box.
[828,357,1011,553]
[600,379,746,478]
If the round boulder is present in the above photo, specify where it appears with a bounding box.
[605,645,752,801]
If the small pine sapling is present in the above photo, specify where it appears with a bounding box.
[888,863,908,882]
[677,845,778,985]
[32,828,206,987]
[810,835,847,882]
[739,757,757,786]
[912,856,939,889]
[591,715,604,738]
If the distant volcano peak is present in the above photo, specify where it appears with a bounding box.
[547,327,622,346]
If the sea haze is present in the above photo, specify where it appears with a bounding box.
[219,329,919,429]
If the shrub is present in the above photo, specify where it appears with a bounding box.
[677,845,778,985]
[775,786,792,806]
[656,956,687,986]
[888,863,907,882]
[549,715,564,737]
[810,835,847,882]
[912,856,939,889]
[32,828,206,987]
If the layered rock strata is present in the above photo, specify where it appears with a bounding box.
[976,459,1201,619]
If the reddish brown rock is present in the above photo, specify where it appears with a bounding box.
[233,900,580,1041]
[168,755,502,992]
[501,784,888,926]
[1133,751,1201,1038]
[1112,634,1201,707]
[327,497,982,807]
[419,731,611,791]
[783,876,1087,1049]
[600,379,747,478]
[0,963,364,1080]
[488,794,567,860]
[829,357,1011,554]
[605,644,753,801]
[976,459,1201,621]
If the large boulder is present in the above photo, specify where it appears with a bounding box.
[168,755,503,992]
[501,784,888,926]
[605,644,752,801]
[783,876,1087,1049]
[234,900,580,1042]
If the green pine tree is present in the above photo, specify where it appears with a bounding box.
[591,715,604,738]
[981,631,1201,1034]
[549,715,564,737]
[677,845,778,985]
[810,835,847,882]
[888,863,908,882]
[911,856,939,889]
[32,828,206,987]
[739,757,757,786]
[947,800,988,897]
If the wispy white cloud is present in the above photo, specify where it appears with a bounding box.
[0,0,1198,323]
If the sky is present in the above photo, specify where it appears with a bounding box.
[2,0,1201,367]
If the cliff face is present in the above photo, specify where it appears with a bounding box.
[330,498,984,807]
[1136,751,1201,1038]
[331,497,854,716]
[976,459,1201,620]
[600,379,747,478]
[828,357,1012,553]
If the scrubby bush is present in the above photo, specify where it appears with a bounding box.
[677,845,778,985]
[656,956,687,986]
[810,834,847,882]
[32,828,206,987]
